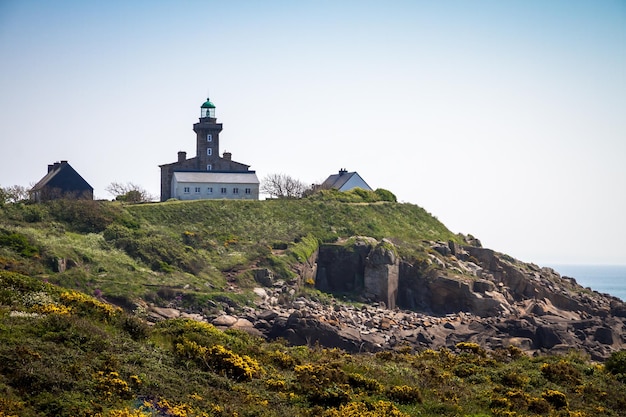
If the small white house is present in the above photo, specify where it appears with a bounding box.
[171,172,259,200]
[320,169,372,192]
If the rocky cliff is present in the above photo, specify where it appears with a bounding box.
[145,236,625,361]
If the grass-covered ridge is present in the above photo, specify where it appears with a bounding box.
[1,270,626,417]
[0,196,456,309]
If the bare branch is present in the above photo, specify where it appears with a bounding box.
[105,182,155,203]
[261,173,307,199]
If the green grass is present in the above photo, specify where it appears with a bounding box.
[1,197,457,309]
[1,271,625,416]
[2,197,624,415]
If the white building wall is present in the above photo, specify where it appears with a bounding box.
[339,175,372,192]
[171,180,259,200]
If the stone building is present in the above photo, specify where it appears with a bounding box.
[30,161,93,202]
[159,97,259,201]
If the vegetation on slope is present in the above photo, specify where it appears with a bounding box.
[1,270,626,417]
[2,194,626,415]
[0,192,455,311]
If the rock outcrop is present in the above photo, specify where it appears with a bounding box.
[142,236,626,361]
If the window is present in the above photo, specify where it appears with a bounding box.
[233,188,239,194]
[195,187,201,193]
[207,164,212,171]
[207,187,213,194]
[220,187,227,194]
[183,187,190,193]
[207,148,212,156]
[207,134,212,142]
[245,188,251,195]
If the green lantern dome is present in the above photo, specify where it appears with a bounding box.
[200,97,216,118]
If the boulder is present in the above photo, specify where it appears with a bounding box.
[212,315,238,327]
[535,326,563,349]
[151,307,181,320]
[594,327,614,345]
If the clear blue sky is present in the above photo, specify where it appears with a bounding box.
[1,1,625,266]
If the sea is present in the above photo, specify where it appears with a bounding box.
[549,264,626,302]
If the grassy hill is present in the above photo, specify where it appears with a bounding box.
[1,192,626,416]
[0,190,457,310]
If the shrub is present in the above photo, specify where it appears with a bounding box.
[498,369,530,388]
[46,199,119,233]
[264,378,287,391]
[453,362,480,378]
[348,373,382,393]
[541,360,582,385]
[319,400,409,417]
[374,188,397,202]
[527,396,551,413]
[294,363,351,407]
[289,234,319,262]
[294,363,348,388]
[59,290,121,321]
[174,338,262,381]
[206,344,262,381]
[94,371,132,400]
[120,315,151,340]
[385,385,423,404]
[542,389,568,409]
[605,349,626,382]
[0,229,39,257]
[107,409,151,417]
[455,341,485,356]
[268,349,300,369]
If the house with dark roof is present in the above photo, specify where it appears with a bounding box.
[30,161,93,202]
[159,97,259,201]
[320,169,372,192]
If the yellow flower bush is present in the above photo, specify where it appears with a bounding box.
[265,378,287,391]
[386,385,423,404]
[455,341,486,356]
[94,371,132,400]
[320,400,409,417]
[268,349,299,369]
[347,373,382,393]
[156,398,195,417]
[206,344,262,381]
[174,338,262,381]
[32,303,72,315]
[542,389,568,409]
[105,409,151,417]
[60,290,121,321]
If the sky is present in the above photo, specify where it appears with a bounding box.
[0,1,625,267]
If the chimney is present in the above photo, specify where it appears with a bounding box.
[178,151,187,163]
[223,152,232,161]
[53,162,61,170]
[48,164,54,173]
[339,168,347,175]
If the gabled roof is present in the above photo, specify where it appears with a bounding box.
[31,161,93,192]
[173,171,259,184]
[320,169,372,191]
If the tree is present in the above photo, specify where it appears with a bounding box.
[260,173,307,199]
[0,185,30,204]
[105,182,155,203]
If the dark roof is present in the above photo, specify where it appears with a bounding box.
[31,161,93,193]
